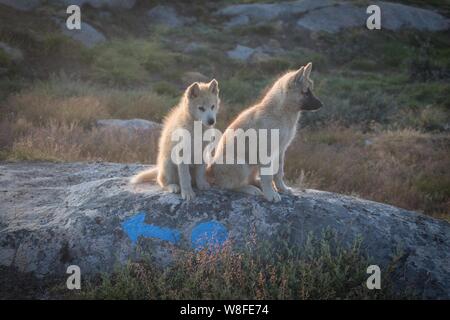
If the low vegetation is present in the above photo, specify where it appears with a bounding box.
[64,232,409,299]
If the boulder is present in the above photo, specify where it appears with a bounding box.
[224,15,250,29]
[58,20,106,48]
[182,42,208,53]
[249,51,272,64]
[181,71,210,87]
[216,0,333,23]
[53,0,136,9]
[0,42,23,62]
[217,0,449,33]
[296,3,366,33]
[296,1,450,33]
[377,1,450,31]
[0,162,449,298]
[0,0,136,10]
[147,5,195,28]
[183,42,208,54]
[96,119,162,131]
[0,0,41,11]
[227,45,256,61]
[227,44,281,63]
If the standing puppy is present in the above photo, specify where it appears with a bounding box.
[131,80,220,200]
[209,63,322,202]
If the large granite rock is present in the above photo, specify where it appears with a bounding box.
[0,162,449,298]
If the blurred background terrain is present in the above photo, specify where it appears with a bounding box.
[0,0,449,220]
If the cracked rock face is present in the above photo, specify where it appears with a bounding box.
[0,162,449,298]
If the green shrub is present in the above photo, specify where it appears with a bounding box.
[91,39,180,86]
[220,77,259,106]
[153,81,181,97]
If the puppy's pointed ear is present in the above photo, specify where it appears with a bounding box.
[187,82,200,99]
[209,79,219,94]
[304,62,312,79]
[292,66,305,85]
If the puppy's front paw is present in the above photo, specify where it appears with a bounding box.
[264,191,281,203]
[166,184,180,194]
[196,180,210,190]
[181,188,196,201]
[275,180,294,195]
[278,186,294,195]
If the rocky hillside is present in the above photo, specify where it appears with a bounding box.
[1,0,449,128]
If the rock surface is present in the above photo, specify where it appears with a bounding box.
[58,20,106,48]
[183,42,208,54]
[227,44,282,63]
[296,1,450,33]
[217,0,450,33]
[0,0,136,10]
[181,71,210,87]
[0,162,449,298]
[217,0,333,23]
[227,45,256,61]
[147,5,195,28]
[224,15,250,29]
[0,0,41,11]
[55,0,136,9]
[96,119,162,131]
[0,42,23,62]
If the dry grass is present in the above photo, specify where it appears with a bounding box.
[7,93,109,127]
[286,125,450,219]
[2,77,176,127]
[6,120,159,164]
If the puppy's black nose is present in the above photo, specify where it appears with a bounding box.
[207,118,215,126]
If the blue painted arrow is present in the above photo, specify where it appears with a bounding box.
[122,213,228,250]
[121,212,181,245]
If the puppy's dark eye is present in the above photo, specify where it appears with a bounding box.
[211,105,215,110]
[199,106,205,112]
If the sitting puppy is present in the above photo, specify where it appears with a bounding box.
[208,63,322,202]
[131,80,220,201]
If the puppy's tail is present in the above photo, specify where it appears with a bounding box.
[205,165,216,185]
[130,167,158,184]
